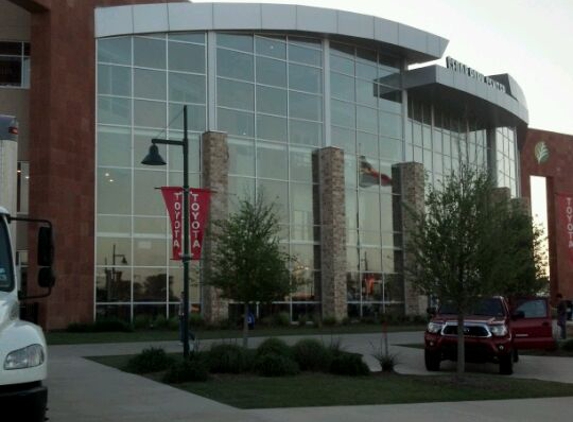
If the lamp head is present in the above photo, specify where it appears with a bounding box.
[141,144,166,166]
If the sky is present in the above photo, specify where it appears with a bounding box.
[193,0,573,136]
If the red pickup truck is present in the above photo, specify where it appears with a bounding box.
[424,296,556,375]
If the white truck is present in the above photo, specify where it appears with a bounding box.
[0,206,55,421]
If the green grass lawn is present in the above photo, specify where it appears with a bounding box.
[46,324,425,345]
[89,353,573,408]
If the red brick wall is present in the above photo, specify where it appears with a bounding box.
[521,128,573,303]
[15,0,184,330]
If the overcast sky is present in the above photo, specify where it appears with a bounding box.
[194,0,573,136]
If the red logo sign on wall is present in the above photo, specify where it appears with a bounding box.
[557,193,573,264]
[160,187,211,261]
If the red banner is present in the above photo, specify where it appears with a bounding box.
[557,193,573,264]
[161,187,211,261]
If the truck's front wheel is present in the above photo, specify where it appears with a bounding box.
[499,353,514,375]
[424,349,440,371]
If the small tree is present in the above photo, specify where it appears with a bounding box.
[207,193,295,347]
[408,164,545,377]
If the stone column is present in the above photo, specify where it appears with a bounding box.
[392,162,426,316]
[317,147,347,321]
[201,131,229,324]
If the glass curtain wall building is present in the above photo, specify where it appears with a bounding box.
[94,3,528,324]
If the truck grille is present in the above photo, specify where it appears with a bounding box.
[442,323,490,338]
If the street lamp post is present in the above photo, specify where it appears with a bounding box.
[106,244,127,301]
[141,105,191,359]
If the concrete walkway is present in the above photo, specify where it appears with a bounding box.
[46,331,573,421]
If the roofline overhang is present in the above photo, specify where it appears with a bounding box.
[95,2,448,64]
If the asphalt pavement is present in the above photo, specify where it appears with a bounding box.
[46,331,573,421]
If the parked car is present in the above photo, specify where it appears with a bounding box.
[424,296,556,375]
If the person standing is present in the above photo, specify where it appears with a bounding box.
[557,293,567,340]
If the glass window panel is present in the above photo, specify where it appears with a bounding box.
[378,90,402,114]
[258,179,288,222]
[432,129,442,152]
[256,36,286,59]
[21,56,30,88]
[168,104,206,132]
[97,215,131,236]
[256,56,287,87]
[345,156,358,188]
[218,108,254,137]
[96,266,132,302]
[228,138,255,176]
[97,168,131,214]
[330,72,354,102]
[228,176,256,211]
[423,125,432,149]
[97,125,131,167]
[98,37,131,65]
[169,33,205,44]
[360,248,381,272]
[291,225,315,242]
[356,79,378,107]
[98,64,131,96]
[356,62,377,81]
[290,147,314,183]
[289,92,322,121]
[331,100,355,128]
[290,244,315,270]
[289,64,321,93]
[134,68,166,100]
[357,107,377,133]
[330,55,354,75]
[290,120,321,146]
[133,268,169,300]
[217,78,254,110]
[217,33,253,52]
[168,41,205,73]
[0,41,21,55]
[379,112,402,139]
[134,169,167,216]
[357,132,377,157]
[379,137,403,162]
[165,132,200,173]
[134,37,166,69]
[359,192,381,232]
[134,100,166,128]
[134,217,166,236]
[288,44,321,66]
[257,115,287,142]
[331,126,354,153]
[133,239,167,267]
[168,72,205,104]
[256,85,287,116]
[290,183,313,226]
[345,192,357,229]
[96,238,131,267]
[98,96,131,126]
[433,152,443,174]
[257,142,287,180]
[217,49,253,81]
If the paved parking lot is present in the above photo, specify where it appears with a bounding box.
[46,331,573,421]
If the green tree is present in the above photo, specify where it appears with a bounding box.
[408,164,546,376]
[206,193,295,347]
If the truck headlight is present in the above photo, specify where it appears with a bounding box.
[4,344,45,370]
[489,324,508,337]
[427,322,443,334]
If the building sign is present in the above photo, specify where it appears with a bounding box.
[160,187,211,261]
[534,141,550,164]
[557,193,573,264]
[446,57,506,93]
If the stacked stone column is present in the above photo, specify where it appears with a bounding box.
[201,131,229,324]
[317,147,347,321]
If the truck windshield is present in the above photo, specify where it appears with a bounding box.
[0,217,15,291]
[439,298,504,317]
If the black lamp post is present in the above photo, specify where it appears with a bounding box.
[141,105,191,359]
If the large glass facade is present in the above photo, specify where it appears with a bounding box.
[96,31,520,323]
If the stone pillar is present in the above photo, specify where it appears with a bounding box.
[201,131,229,324]
[393,162,426,316]
[317,147,347,321]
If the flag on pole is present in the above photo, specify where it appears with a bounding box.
[359,156,392,187]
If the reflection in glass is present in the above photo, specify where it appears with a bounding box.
[168,41,205,73]
[228,139,255,176]
[98,96,130,126]
[257,115,287,143]
[134,68,166,100]
[169,73,205,104]
[98,37,131,65]
[97,126,131,167]
[134,170,167,216]
[257,142,287,180]
[97,168,131,214]
[217,49,253,81]
[217,78,254,110]
[218,108,254,137]
[133,269,170,301]
[134,37,166,69]
[256,57,287,87]
[98,64,131,97]
[134,100,166,128]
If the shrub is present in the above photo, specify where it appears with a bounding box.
[153,314,168,329]
[256,337,292,359]
[189,313,205,328]
[561,339,573,351]
[297,314,309,327]
[133,314,152,330]
[207,343,251,373]
[271,312,291,327]
[292,338,332,372]
[163,358,209,383]
[254,353,299,377]
[322,316,337,326]
[66,318,132,333]
[125,347,174,374]
[329,352,370,376]
[168,316,179,330]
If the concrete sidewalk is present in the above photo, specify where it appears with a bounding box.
[46,332,573,421]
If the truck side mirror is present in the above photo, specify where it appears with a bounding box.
[38,267,55,289]
[37,226,54,267]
